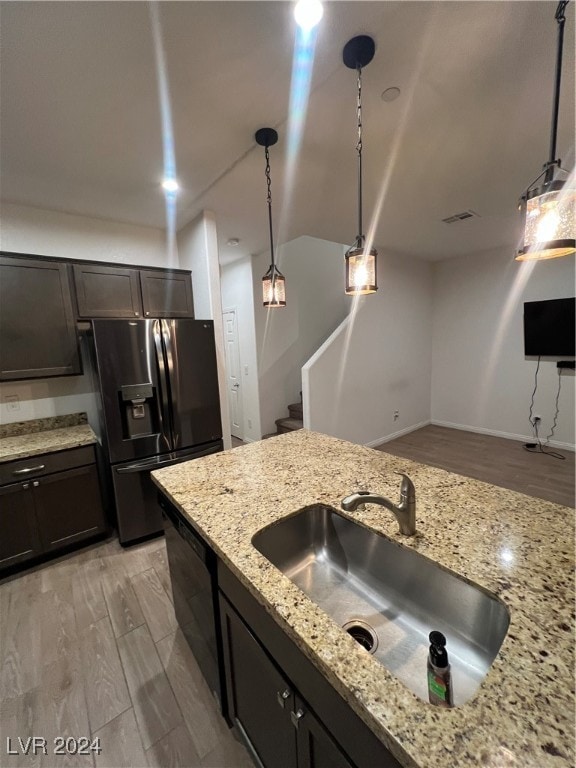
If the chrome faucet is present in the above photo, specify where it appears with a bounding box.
[341,473,417,536]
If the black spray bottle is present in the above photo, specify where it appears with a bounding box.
[427,631,454,708]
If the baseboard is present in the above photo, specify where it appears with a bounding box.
[364,420,431,448]
[431,419,576,453]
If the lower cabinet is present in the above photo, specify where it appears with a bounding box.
[218,561,402,768]
[0,446,107,572]
[0,481,43,569]
[220,593,354,768]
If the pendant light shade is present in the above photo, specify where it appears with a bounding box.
[345,244,377,295]
[343,35,378,296]
[256,127,286,308]
[516,1,575,262]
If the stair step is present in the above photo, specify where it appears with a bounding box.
[288,401,303,419]
[275,417,303,434]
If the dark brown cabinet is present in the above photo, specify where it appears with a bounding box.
[73,264,194,319]
[218,561,402,768]
[0,255,82,380]
[73,263,143,318]
[140,270,194,318]
[220,594,355,768]
[0,445,107,573]
[0,482,43,569]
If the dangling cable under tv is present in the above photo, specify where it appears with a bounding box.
[523,297,575,357]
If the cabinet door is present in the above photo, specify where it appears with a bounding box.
[0,482,42,569]
[220,595,297,768]
[73,263,143,318]
[33,465,107,552]
[295,695,355,768]
[140,270,194,318]
[0,255,81,380]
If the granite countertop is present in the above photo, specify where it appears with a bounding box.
[151,429,574,768]
[0,414,97,463]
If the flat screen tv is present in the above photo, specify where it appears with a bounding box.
[523,298,575,356]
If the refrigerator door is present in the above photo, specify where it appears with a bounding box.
[162,320,223,450]
[112,441,223,545]
[91,319,172,463]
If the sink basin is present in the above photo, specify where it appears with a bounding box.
[252,505,510,706]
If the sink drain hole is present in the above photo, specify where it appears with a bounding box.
[342,620,378,654]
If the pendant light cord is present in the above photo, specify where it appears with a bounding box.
[546,0,569,182]
[356,65,364,248]
[264,144,276,269]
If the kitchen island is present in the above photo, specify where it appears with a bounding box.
[151,429,574,768]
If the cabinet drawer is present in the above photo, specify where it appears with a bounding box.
[0,445,96,486]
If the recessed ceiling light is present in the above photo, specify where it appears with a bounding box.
[294,0,323,31]
[161,178,179,193]
[381,87,401,102]
[227,238,240,247]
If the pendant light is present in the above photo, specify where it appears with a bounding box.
[343,35,377,295]
[256,127,286,307]
[516,1,575,261]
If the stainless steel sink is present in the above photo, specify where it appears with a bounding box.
[252,505,510,707]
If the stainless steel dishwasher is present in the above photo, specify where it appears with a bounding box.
[159,492,226,713]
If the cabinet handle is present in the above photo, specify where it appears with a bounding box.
[22,483,30,490]
[13,464,45,475]
[276,689,291,709]
[290,708,305,729]
[33,481,40,487]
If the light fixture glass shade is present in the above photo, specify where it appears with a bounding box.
[262,265,286,307]
[345,246,377,295]
[516,179,576,261]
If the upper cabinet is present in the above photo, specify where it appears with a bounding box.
[0,255,82,381]
[140,270,194,318]
[73,263,143,318]
[73,264,194,319]
[0,253,195,381]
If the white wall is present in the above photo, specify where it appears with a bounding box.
[0,202,167,266]
[304,251,433,446]
[0,203,168,425]
[252,236,349,436]
[177,211,231,448]
[221,256,261,442]
[431,247,575,448]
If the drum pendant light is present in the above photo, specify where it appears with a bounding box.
[516,1,575,261]
[343,35,378,295]
[256,127,286,307]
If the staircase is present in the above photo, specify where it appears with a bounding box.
[264,396,303,438]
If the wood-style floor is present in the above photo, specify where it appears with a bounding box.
[0,537,253,768]
[377,424,575,508]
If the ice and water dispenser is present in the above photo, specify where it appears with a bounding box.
[120,383,158,439]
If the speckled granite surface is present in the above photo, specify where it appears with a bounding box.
[0,414,96,463]
[151,430,575,768]
[0,412,87,438]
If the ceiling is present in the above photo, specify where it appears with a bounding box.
[1,1,574,264]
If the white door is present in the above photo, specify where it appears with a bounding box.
[223,309,243,439]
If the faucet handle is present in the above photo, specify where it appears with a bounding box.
[395,472,415,500]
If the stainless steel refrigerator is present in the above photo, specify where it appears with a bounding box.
[88,319,223,545]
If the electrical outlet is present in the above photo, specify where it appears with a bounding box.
[393,410,399,421]
[4,394,20,412]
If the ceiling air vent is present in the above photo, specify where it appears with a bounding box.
[442,210,480,224]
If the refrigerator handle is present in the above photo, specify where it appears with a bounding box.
[153,319,174,450]
[161,319,179,445]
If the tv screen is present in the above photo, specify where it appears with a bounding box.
[523,298,575,356]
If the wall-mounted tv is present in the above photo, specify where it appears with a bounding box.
[523,298,575,357]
